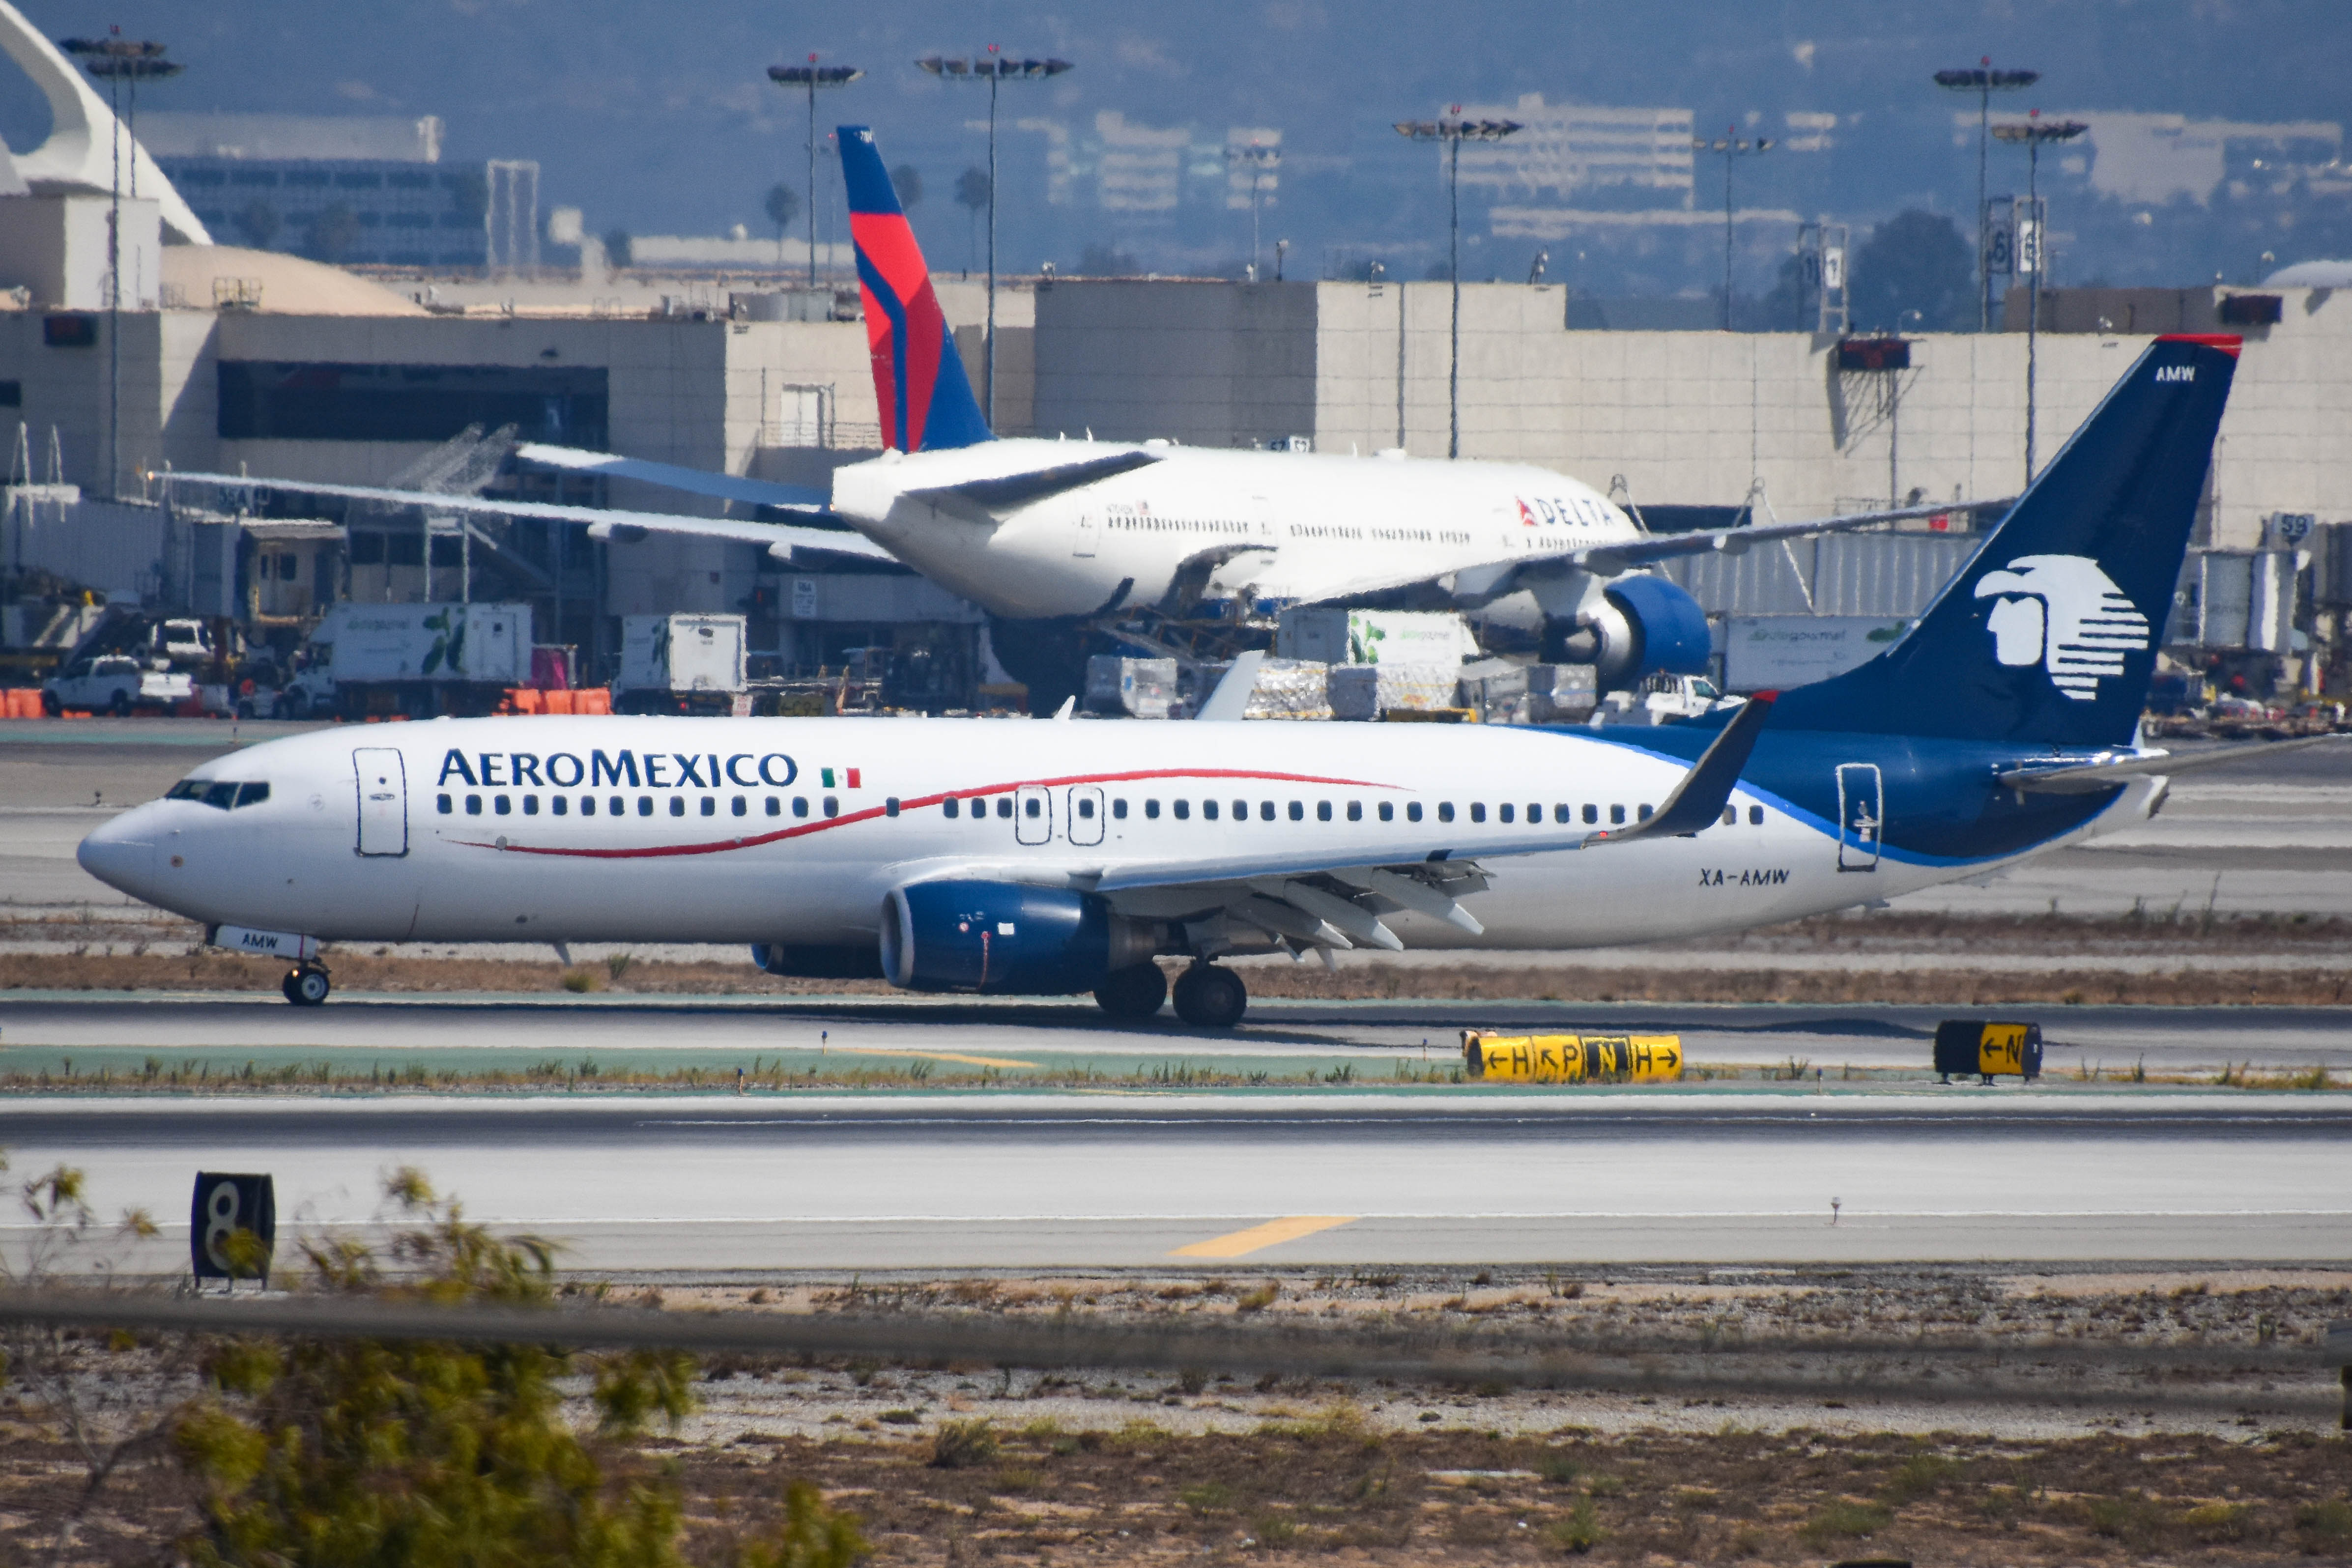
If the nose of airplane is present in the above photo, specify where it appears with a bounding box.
[77,812,157,901]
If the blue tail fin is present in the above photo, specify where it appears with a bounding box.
[1771,334,2240,747]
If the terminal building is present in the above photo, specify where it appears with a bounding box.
[0,7,2346,704]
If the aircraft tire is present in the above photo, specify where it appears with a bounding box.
[108,691,131,717]
[1094,962,1168,1021]
[1171,964,1247,1029]
[283,966,331,1007]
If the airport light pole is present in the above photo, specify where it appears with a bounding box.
[1226,139,1279,280]
[918,49,1074,429]
[1394,112,1521,458]
[61,32,179,501]
[1693,128,1772,332]
[766,58,863,289]
[1934,60,2038,332]
[1993,113,2086,485]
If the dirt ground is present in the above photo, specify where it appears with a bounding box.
[1,1265,2347,1565]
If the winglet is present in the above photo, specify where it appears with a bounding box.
[1583,691,1777,846]
[1194,651,1265,722]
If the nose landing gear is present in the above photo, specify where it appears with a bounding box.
[1170,962,1247,1029]
[281,964,332,1007]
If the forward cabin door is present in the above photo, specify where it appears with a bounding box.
[354,749,409,857]
[1066,784,1105,846]
[1835,763,1882,872]
[1013,784,1053,845]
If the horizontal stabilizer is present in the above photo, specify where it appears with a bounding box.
[1583,691,1778,846]
[515,444,830,510]
[1997,733,2346,793]
[905,450,1160,519]
[156,471,892,562]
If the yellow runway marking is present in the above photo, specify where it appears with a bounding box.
[825,1047,1038,1069]
[1171,1215,1358,1258]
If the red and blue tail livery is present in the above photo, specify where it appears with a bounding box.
[840,125,993,453]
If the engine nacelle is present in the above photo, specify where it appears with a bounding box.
[1552,574,1712,690]
[751,943,884,980]
[880,880,1163,995]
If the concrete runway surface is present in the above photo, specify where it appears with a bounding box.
[0,1091,2345,1274]
[4,994,2350,1074]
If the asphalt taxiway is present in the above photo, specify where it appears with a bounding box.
[0,1089,2345,1274]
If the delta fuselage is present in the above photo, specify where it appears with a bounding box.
[828,439,1634,621]
[76,716,2151,955]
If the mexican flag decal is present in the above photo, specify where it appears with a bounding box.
[819,767,862,789]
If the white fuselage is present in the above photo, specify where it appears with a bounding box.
[829,439,1632,620]
[77,717,2139,957]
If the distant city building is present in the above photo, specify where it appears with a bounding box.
[144,112,533,272]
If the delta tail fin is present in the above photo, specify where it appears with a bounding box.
[1771,334,2240,748]
[839,125,993,453]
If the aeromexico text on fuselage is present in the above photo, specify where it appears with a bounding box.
[434,748,809,792]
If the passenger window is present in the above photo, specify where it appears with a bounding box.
[944,797,960,819]
[1527,802,1541,823]
[638,797,654,817]
[1438,802,1455,823]
[1638,804,1654,820]
[1174,799,1191,820]
[495,796,512,816]
[436,793,452,815]
[794,797,809,818]
[1586,804,1601,825]
[766,797,780,816]
[1145,799,1161,819]
[1379,802,1394,822]
[234,782,270,808]
[581,797,596,817]
[1232,798,1247,820]
[886,798,901,818]
[668,797,685,817]
[1077,798,1094,819]
[1721,807,1736,826]
[1609,804,1625,825]
[1024,797,1041,818]
[1260,801,1275,821]
[1347,801,1362,822]
[995,798,1011,819]
[1288,801,1303,821]
[609,796,624,816]
[523,796,539,816]
[1113,798,1128,819]
[466,795,482,815]
[1317,801,1332,822]
[1749,805,1764,825]
[1555,804,1571,824]
[553,797,568,816]
[1405,802,1422,823]
[824,797,839,818]
[699,797,716,817]
[732,796,746,817]
[1204,799,1220,821]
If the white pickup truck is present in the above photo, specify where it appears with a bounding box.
[42,655,194,716]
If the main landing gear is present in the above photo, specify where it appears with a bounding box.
[1093,962,1169,1021]
[281,964,332,1007]
[1171,963,1247,1029]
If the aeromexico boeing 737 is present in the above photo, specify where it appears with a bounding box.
[83,333,2332,1025]
[160,125,1989,697]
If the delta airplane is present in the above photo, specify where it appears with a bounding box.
[84,333,2327,1026]
[162,124,1987,699]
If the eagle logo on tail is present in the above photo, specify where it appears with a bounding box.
[1974,554,2152,701]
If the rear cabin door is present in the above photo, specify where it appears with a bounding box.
[1072,510,1098,557]
[1835,762,1882,872]
[1014,784,1053,845]
[354,748,408,857]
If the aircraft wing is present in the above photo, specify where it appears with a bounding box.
[898,450,1162,523]
[513,443,831,511]
[155,472,895,563]
[897,698,1769,952]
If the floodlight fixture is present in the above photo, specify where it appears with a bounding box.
[1937,60,2040,330]
[916,47,1074,425]
[1692,129,1773,330]
[1993,113,2089,484]
[1393,112,1522,457]
[767,56,863,288]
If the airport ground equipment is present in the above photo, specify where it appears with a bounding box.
[1463,1031,1684,1083]
[1934,1020,2043,1083]
[40,652,191,715]
[190,1172,274,1286]
[281,601,533,720]
[614,613,747,715]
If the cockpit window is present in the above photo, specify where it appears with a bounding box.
[171,777,269,809]
[202,782,239,810]
[166,779,209,801]
[234,782,269,808]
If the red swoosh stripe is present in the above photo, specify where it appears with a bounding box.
[454,766,1400,860]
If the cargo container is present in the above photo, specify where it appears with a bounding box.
[615,614,748,714]
[279,602,533,720]
[1276,608,1473,668]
